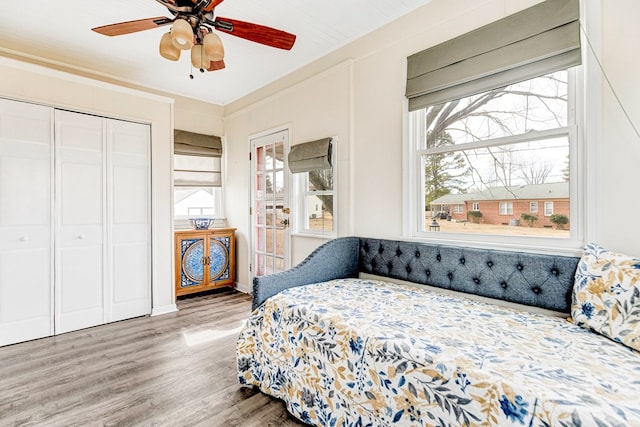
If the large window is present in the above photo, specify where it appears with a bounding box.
[412,70,576,239]
[404,0,582,247]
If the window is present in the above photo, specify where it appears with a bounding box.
[545,202,554,216]
[404,0,582,246]
[530,202,539,213]
[453,204,464,214]
[290,138,336,236]
[174,187,221,217]
[413,71,573,238]
[300,168,334,234]
[173,155,222,218]
[499,202,513,215]
[173,131,223,221]
[472,202,479,211]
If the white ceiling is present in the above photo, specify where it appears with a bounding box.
[0,0,432,105]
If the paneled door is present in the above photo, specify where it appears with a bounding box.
[250,130,290,280]
[54,111,106,334]
[0,99,54,346]
[107,119,151,322]
[54,111,151,333]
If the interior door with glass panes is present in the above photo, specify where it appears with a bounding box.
[250,129,290,279]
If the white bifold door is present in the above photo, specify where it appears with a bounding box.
[0,100,151,346]
[54,110,151,334]
[0,99,54,345]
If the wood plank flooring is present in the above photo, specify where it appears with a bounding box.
[0,289,305,427]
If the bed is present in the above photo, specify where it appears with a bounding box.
[236,237,640,426]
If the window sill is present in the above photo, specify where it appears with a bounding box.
[291,231,336,240]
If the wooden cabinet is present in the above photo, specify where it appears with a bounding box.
[175,228,236,297]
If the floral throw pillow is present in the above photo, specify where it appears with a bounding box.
[571,243,640,352]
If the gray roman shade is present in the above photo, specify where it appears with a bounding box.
[405,0,581,111]
[288,138,333,174]
[173,130,222,187]
[174,129,222,157]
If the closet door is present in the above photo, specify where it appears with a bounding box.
[0,99,53,346]
[107,120,150,322]
[54,111,105,334]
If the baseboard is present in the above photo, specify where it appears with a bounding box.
[235,281,251,294]
[151,304,178,316]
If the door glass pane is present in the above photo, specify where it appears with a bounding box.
[255,253,265,276]
[275,201,285,228]
[265,145,274,170]
[256,146,264,171]
[275,170,284,194]
[275,144,284,169]
[276,229,284,257]
[265,203,274,226]
[255,200,265,225]
[265,228,274,255]
[266,172,274,196]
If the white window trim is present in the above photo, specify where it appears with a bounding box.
[472,202,479,211]
[293,137,337,238]
[499,202,513,216]
[544,201,555,216]
[530,201,538,213]
[401,5,597,256]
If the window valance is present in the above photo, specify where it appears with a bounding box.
[174,129,222,157]
[405,0,581,111]
[288,137,333,174]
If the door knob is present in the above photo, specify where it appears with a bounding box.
[78,234,87,240]
[19,236,29,242]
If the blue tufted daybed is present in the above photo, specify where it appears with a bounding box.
[236,237,640,426]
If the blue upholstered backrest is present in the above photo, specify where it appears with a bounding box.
[359,238,580,313]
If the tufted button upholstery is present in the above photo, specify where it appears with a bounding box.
[359,237,580,312]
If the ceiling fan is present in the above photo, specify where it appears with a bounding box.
[92,0,296,73]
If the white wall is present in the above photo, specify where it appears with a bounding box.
[596,0,640,254]
[225,61,352,290]
[223,0,640,283]
[0,56,177,315]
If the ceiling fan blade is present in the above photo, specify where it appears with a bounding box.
[213,17,296,50]
[207,59,226,71]
[92,17,173,37]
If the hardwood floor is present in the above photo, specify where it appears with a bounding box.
[0,289,306,427]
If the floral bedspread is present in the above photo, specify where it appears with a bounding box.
[236,278,640,426]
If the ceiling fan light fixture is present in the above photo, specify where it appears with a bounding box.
[159,32,181,61]
[203,32,224,61]
[171,18,194,50]
[191,44,207,70]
